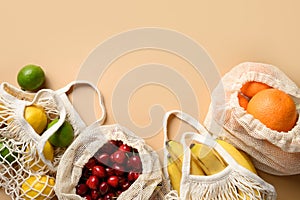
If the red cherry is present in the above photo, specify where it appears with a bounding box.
[104,192,115,200]
[112,163,125,176]
[86,175,99,190]
[128,171,140,182]
[84,195,92,200]
[127,155,142,171]
[111,150,126,164]
[107,176,119,188]
[120,180,131,191]
[85,158,97,170]
[92,165,106,178]
[99,181,109,195]
[132,148,138,153]
[119,144,132,152]
[116,140,123,147]
[105,167,115,176]
[76,183,89,196]
[91,190,99,200]
[97,198,104,200]
[116,190,123,196]
[96,153,110,166]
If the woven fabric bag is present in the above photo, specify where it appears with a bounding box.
[204,62,300,175]
[0,81,101,199]
[55,120,162,199]
[165,131,277,200]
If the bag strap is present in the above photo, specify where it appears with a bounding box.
[55,80,106,125]
[162,110,212,190]
[180,132,240,178]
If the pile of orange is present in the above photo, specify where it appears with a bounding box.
[238,81,298,132]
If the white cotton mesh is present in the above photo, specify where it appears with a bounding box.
[55,123,164,200]
[0,82,86,199]
[204,62,300,175]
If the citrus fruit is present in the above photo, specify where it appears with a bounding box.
[48,118,74,147]
[247,88,298,132]
[0,142,16,163]
[24,105,48,134]
[21,175,55,200]
[238,93,249,110]
[17,64,45,92]
[240,81,271,98]
[26,141,54,171]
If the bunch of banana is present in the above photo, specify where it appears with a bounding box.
[166,139,259,199]
[166,140,205,195]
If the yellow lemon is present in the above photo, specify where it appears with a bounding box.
[26,141,54,171]
[24,105,47,134]
[21,175,55,200]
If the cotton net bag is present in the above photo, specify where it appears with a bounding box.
[204,62,300,175]
[165,131,277,200]
[55,118,163,199]
[0,81,99,199]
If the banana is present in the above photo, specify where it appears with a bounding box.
[190,143,227,175]
[216,140,256,174]
[216,140,260,200]
[167,154,182,195]
[166,140,205,175]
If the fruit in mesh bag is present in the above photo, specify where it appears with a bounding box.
[47,118,74,147]
[17,64,45,92]
[0,141,16,163]
[21,175,55,200]
[25,141,54,171]
[24,105,48,134]
[76,140,142,199]
[238,81,271,109]
[247,88,298,132]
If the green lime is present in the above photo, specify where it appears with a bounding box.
[17,64,45,91]
[47,119,74,147]
[0,142,16,163]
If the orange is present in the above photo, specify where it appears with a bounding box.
[238,93,249,110]
[240,81,271,98]
[247,88,298,132]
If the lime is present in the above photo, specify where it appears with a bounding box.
[26,141,54,171]
[21,175,55,200]
[0,142,16,163]
[48,118,74,147]
[17,64,45,91]
[24,105,48,134]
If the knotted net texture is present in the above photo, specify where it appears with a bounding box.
[204,62,300,175]
[0,82,85,199]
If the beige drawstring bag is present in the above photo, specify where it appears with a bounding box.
[204,62,300,175]
[165,131,277,200]
[54,98,163,199]
[0,81,99,199]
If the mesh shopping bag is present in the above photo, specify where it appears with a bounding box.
[0,80,104,199]
[165,131,277,200]
[55,121,163,199]
[204,62,300,175]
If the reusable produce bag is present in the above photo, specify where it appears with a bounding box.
[165,131,277,200]
[162,109,211,191]
[55,110,163,199]
[0,81,101,199]
[204,62,300,175]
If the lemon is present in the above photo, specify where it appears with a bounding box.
[24,105,48,134]
[26,141,54,171]
[48,118,74,147]
[17,64,45,91]
[21,175,55,200]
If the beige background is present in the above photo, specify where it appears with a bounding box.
[1,1,300,199]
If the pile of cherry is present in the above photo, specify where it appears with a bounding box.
[76,140,142,200]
